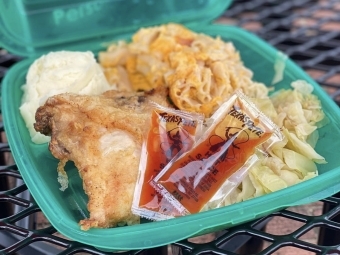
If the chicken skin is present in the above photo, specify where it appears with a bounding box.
[34,89,168,230]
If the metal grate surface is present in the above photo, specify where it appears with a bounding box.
[1,0,340,254]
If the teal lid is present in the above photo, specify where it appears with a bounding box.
[0,0,232,57]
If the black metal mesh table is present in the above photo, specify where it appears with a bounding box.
[1,0,340,254]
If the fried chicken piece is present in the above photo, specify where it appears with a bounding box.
[34,90,169,230]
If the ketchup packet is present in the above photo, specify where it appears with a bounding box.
[152,90,283,215]
[132,102,204,220]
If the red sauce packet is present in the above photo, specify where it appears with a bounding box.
[132,102,204,220]
[152,91,283,215]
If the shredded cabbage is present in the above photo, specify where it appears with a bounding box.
[282,148,317,176]
[291,80,314,94]
[283,129,326,164]
[250,165,288,193]
[220,80,327,204]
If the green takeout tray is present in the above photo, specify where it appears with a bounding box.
[1,0,340,251]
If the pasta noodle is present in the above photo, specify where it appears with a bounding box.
[99,23,268,117]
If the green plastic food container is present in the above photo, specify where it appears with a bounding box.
[1,0,340,251]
